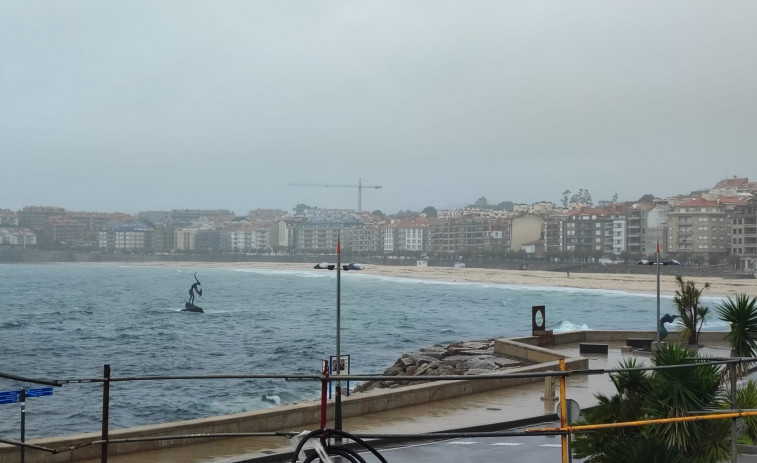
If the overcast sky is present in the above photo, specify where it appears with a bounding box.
[2,2,755,215]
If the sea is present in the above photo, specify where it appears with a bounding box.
[0,263,729,439]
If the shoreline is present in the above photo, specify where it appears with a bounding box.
[64,260,757,299]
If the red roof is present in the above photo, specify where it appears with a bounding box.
[718,196,748,205]
[678,198,721,207]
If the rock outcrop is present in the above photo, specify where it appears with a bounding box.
[353,339,528,393]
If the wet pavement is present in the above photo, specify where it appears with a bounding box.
[76,341,733,463]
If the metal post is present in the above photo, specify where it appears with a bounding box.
[559,359,569,463]
[335,236,342,431]
[732,362,738,463]
[20,389,26,463]
[656,245,661,345]
[101,364,110,463]
[320,360,328,429]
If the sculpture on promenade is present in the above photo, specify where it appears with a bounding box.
[659,313,679,340]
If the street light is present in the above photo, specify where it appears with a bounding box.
[335,236,342,431]
[636,241,680,345]
[313,236,345,431]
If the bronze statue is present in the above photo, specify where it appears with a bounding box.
[659,313,679,340]
[188,273,202,305]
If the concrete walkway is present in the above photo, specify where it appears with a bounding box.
[77,340,709,463]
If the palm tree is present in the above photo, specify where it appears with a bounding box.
[717,293,757,375]
[573,344,730,462]
[673,275,710,345]
[645,345,728,462]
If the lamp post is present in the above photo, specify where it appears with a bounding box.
[335,235,342,431]
[312,236,353,430]
[636,241,680,346]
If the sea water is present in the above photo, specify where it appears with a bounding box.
[0,263,728,438]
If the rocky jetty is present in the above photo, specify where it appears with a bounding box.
[353,339,528,393]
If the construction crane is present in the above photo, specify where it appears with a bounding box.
[288,178,382,213]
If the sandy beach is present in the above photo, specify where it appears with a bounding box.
[113,261,757,299]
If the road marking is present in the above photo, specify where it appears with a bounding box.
[447,441,478,445]
[491,442,524,446]
[540,444,563,447]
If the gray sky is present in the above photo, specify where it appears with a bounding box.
[2,1,755,216]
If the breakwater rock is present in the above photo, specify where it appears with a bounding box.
[353,339,528,393]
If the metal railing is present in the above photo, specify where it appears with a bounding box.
[2,356,756,463]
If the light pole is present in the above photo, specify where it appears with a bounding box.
[312,236,348,430]
[636,241,680,345]
[335,235,342,431]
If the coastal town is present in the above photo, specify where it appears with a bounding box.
[1,176,755,275]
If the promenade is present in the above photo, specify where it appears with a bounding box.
[0,331,734,463]
[72,337,732,463]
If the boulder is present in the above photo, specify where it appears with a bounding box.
[402,352,441,365]
[353,338,531,393]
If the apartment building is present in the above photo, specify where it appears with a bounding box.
[170,209,235,224]
[543,213,567,254]
[384,217,429,253]
[150,224,177,252]
[644,202,669,257]
[175,228,197,251]
[430,216,490,254]
[667,198,729,256]
[483,221,509,251]
[564,209,606,255]
[98,222,154,251]
[510,213,544,252]
[626,203,653,255]
[0,228,36,246]
[730,199,757,271]
[49,216,87,246]
[604,218,627,256]
[269,220,290,250]
[292,214,363,253]
[17,206,66,232]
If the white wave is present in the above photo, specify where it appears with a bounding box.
[552,320,591,332]
[261,394,281,405]
[229,268,333,279]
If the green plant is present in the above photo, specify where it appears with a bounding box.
[573,345,730,462]
[673,275,710,345]
[723,380,757,444]
[717,293,757,375]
